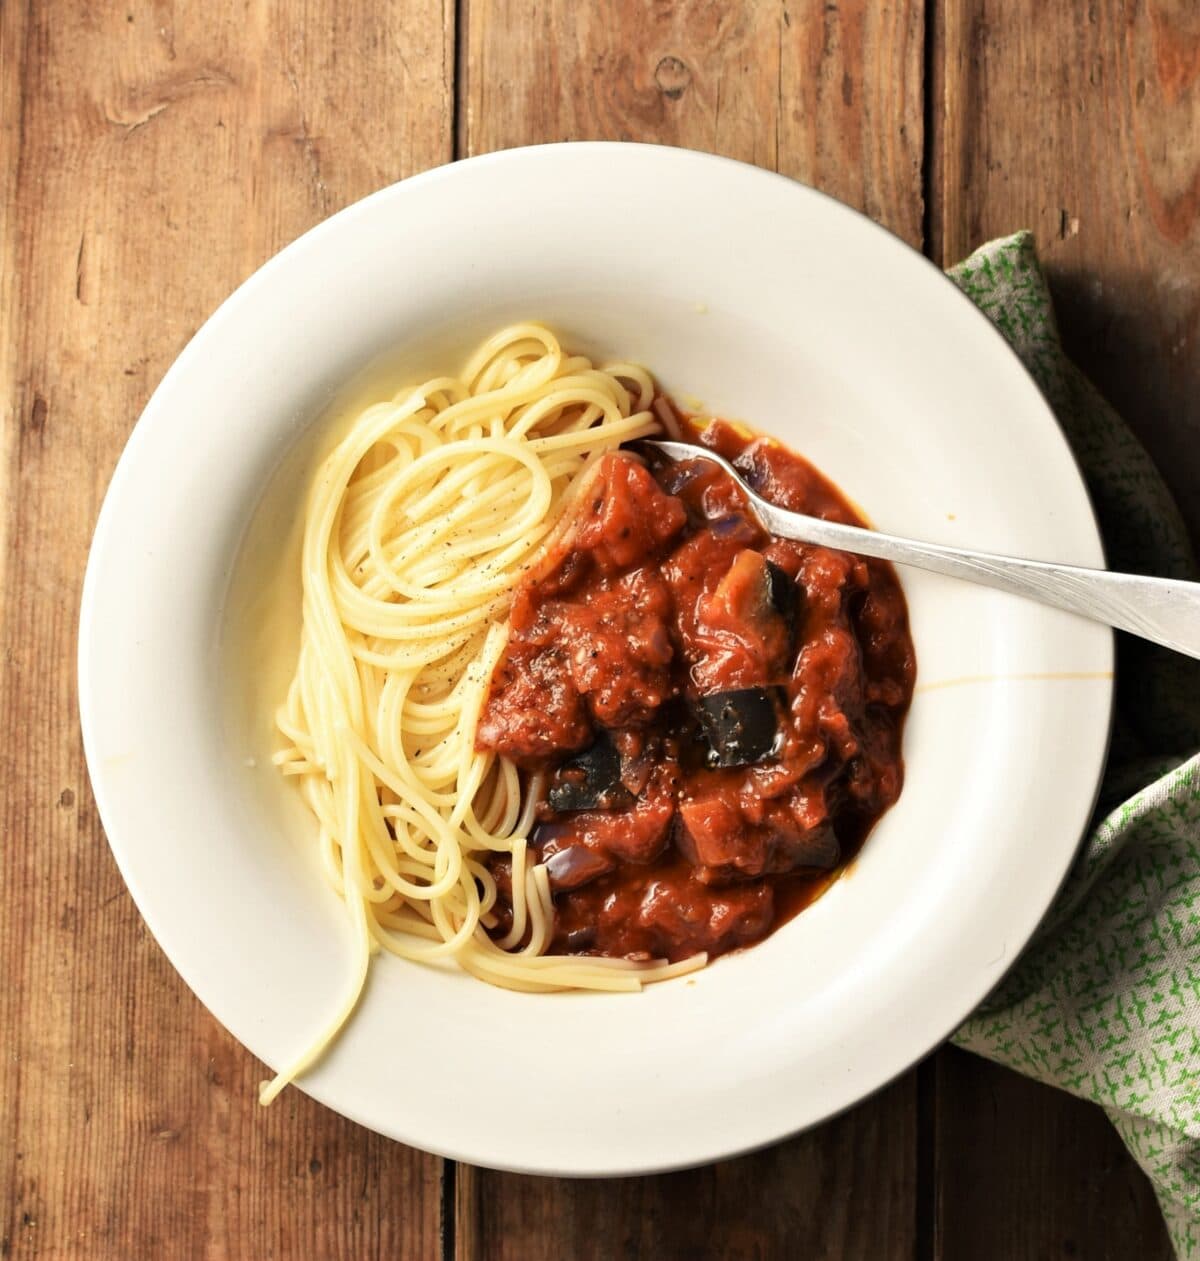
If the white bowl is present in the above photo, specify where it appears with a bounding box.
[79,142,1112,1174]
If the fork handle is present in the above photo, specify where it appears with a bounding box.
[753,502,1200,660]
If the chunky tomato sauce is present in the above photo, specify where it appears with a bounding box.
[475,414,915,963]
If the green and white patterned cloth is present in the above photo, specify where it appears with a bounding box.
[948,233,1200,1254]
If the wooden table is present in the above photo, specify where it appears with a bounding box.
[4,2,1195,1256]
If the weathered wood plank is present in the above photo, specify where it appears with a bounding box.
[7,0,1189,1255]
[932,0,1200,543]
[931,1,1188,1255]
[0,2,452,1257]
[934,1048,1171,1260]
[461,0,925,243]
[457,3,925,1256]
[455,1078,918,1261]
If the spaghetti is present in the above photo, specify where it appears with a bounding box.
[265,324,703,1103]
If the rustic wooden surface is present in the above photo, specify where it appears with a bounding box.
[2,1,1192,1257]
[932,0,1200,546]
[0,3,450,1259]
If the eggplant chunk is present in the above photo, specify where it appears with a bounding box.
[788,825,840,870]
[543,843,616,891]
[765,560,801,633]
[708,514,760,546]
[547,731,632,812]
[563,925,598,952]
[696,687,783,768]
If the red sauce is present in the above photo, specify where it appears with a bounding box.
[475,413,916,963]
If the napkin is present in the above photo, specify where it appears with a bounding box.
[948,232,1200,1254]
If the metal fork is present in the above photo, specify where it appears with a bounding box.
[643,440,1200,660]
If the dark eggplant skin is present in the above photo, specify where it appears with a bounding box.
[765,560,801,637]
[546,731,632,812]
[695,687,783,768]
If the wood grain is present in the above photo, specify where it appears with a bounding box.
[455,1077,917,1261]
[930,2,1187,1256]
[460,0,925,244]
[3,1,1194,1257]
[933,1049,1171,1260]
[457,3,926,1257]
[931,0,1200,543]
[0,2,451,1257]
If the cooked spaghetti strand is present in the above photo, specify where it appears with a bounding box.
[264,324,691,1103]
